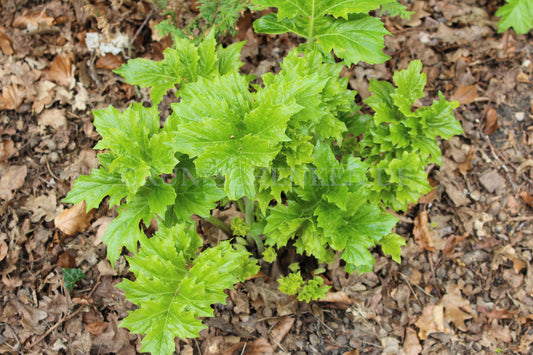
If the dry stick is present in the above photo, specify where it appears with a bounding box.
[46,158,61,181]
[130,10,152,47]
[483,135,518,190]
[27,274,102,349]
[1,322,23,352]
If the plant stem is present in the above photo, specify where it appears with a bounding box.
[243,197,264,254]
[244,197,254,227]
[204,215,232,236]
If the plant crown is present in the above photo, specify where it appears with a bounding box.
[64,1,463,353]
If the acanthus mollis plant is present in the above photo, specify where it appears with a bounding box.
[63,1,463,353]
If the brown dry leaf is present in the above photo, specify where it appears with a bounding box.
[0,84,24,110]
[322,291,352,304]
[415,304,448,340]
[484,107,499,135]
[458,149,474,174]
[55,201,94,236]
[32,80,57,113]
[443,233,468,256]
[452,85,478,105]
[0,165,27,200]
[10,296,48,333]
[0,140,17,162]
[46,53,75,88]
[270,316,294,345]
[507,195,519,215]
[92,216,113,246]
[85,321,108,336]
[342,351,360,355]
[95,53,124,70]
[478,305,519,321]
[13,10,55,29]
[24,191,63,222]
[442,284,472,331]
[402,327,422,355]
[244,338,274,355]
[418,188,437,204]
[492,245,527,273]
[0,242,7,261]
[73,83,89,111]
[413,211,436,252]
[404,1,430,27]
[520,191,533,208]
[0,29,14,55]
[57,251,76,268]
[38,108,67,130]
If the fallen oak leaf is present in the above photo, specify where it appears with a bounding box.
[0,165,27,200]
[44,53,75,88]
[452,85,478,105]
[443,233,469,257]
[54,201,94,236]
[402,327,422,355]
[13,10,55,29]
[244,338,274,355]
[413,210,436,252]
[520,191,533,208]
[0,84,24,110]
[0,28,14,55]
[415,304,449,340]
[477,304,519,321]
[270,316,294,346]
[442,283,472,331]
[321,290,352,304]
[0,241,7,261]
[95,53,124,70]
[484,107,499,135]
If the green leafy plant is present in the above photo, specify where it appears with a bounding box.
[154,0,252,42]
[496,0,533,34]
[64,1,462,353]
[62,268,85,290]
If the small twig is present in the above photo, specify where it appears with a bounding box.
[130,10,153,47]
[1,322,23,352]
[399,272,435,298]
[45,158,61,182]
[240,342,247,355]
[483,135,518,190]
[27,274,102,349]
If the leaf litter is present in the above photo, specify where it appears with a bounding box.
[0,0,533,354]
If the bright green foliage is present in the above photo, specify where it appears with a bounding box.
[62,268,85,290]
[168,72,299,200]
[170,158,225,221]
[380,233,406,263]
[262,246,277,262]
[115,32,245,104]
[118,224,259,354]
[380,1,414,19]
[297,276,330,302]
[496,0,533,34]
[278,272,330,301]
[278,271,305,295]
[63,167,127,211]
[354,60,463,210]
[155,0,252,43]
[264,142,399,272]
[64,4,463,354]
[231,216,250,236]
[252,0,398,65]
[102,178,176,263]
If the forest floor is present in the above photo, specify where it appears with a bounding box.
[0,0,532,354]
